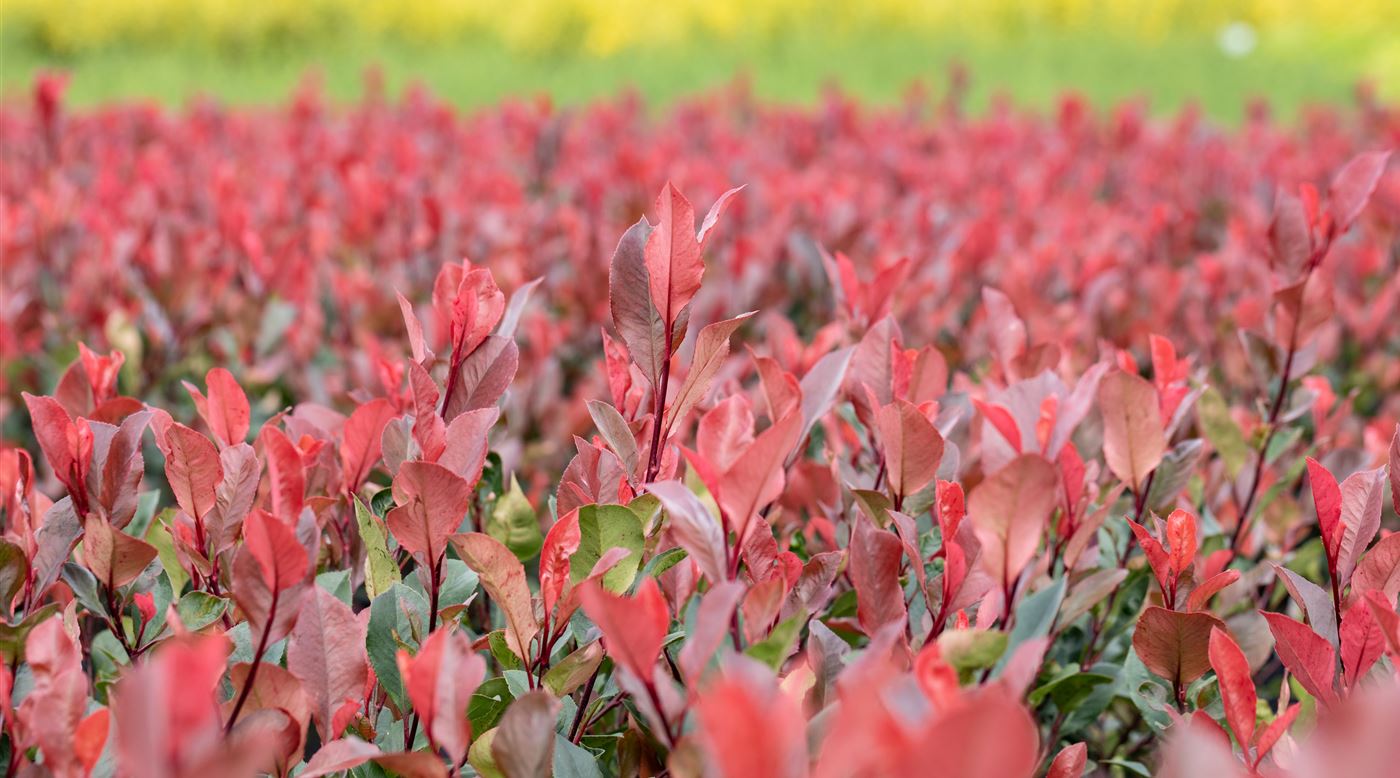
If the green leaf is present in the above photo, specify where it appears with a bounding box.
[937,629,1008,675]
[634,548,687,587]
[468,727,505,778]
[543,641,605,697]
[486,475,543,560]
[570,504,644,592]
[1028,663,1114,709]
[61,562,105,615]
[316,570,353,604]
[370,486,395,519]
[851,489,893,527]
[747,611,806,670]
[0,603,59,663]
[175,591,229,631]
[367,583,427,708]
[992,576,1066,677]
[145,509,188,595]
[1198,387,1247,479]
[553,734,605,778]
[355,495,401,600]
[125,489,162,538]
[469,677,515,735]
[488,629,525,671]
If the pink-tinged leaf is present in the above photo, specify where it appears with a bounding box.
[1133,606,1227,686]
[1165,509,1197,578]
[1185,570,1240,612]
[300,738,383,777]
[901,687,1040,778]
[17,616,88,777]
[1336,466,1386,589]
[645,182,704,328]
[587,400,639,481]
[397,627,487,765]
[1269,191,1311,275]
[798,346,854,443]
[446,335,518,418]
[242,509,308,590]
[877,399,944,502]
[23,393,80,495]
[232,512,309,646]
[578,577,669,681]
[224,661,311,764]
[288,587,369,741]
[647,480,727,584]
[1328,150,1391,232]
[1046,742,1088,778]
[609,216,667,387]
[1351,533,1400,602]
[260,425,306,520]
[1208,627,1257,748]
[491,690,562,778]
[1098,370,1166,492]
[1390,425,1399,516]
[82,513,157,590]
[973,398,1022,454]
[439,407,499,488]
[31,498,84,602]
[696,185,743,248]
[451,532,539,660]
[397,291,432,363]
[74,708,110,775]
[98,409,150,529]
[210,443,260,553]
[1254,703,1299,765]
[1338,600,1385,690]
[1362,590,1400,658]
[717,408,802,543]
[968,454,1058,590]
[693,658,809,778]
[340,398,398,493]
[1274,564,1340,648]
[678,581,745,683]
[185,367,250,448]
[111,633,231,777]
[663,311,756,435]
[1127,518,1172,596]
[408,361,446,461]
[539,509,581,616]
[1260,611,1338,704]
[848,512,907,636]
[1307,457,1342,563]
[981,287,1028,373]
[387,461,471,563]
[164,422,223,522]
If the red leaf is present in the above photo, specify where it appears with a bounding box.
[111,633,231,776]
[1336,466,1386,588]
[451,532,539,660]
[340,398,398,493]
[1389,425,1399,516]
[1327,150,1391,233]
[645,182,705,329]
[1165,509,1197,578]
[973,398,1022,454]
[242,509,308,590]
[82,513,158,590]
[538,508,581,616]
[387,461,472,564]
[184,367,250,448]
[1362,590,1400,659]
[260,425,306,520]
[578,576,669,682]
[663,311,755,436]
[968,454,1058,591]
[693,659,808,778]
[439,407,499,487]
[876,399,944,502]
[74,707,110,773]
[288,587,369,741]
[677,581,745,683]
[1254,703,1299,766]
[1097,370,1165,492]
[1208,627,1256,749]
[23,393,82,496]
[1133,606,1226,687]
[848,512,907,636]
[164,422,223,523]
[1352,532,1400,605]
[716,408,802,544]
[647,480,728,584]
[1046,742,1087,778]
[1307,456,1342,563]
[1338,599,1385,690]
[609,217,667,388]
[1185,570,1240,612]
[397,627,487,765]
[1260,611,1337,704]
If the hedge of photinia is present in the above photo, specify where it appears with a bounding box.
[2,79,1400,777]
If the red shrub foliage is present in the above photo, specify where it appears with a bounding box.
[2,78,1399,776]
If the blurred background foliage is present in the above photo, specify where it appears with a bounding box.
[2,0,1397,118]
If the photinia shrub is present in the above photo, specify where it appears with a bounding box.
[2,79,1400,777]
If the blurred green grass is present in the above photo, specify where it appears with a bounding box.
[0,30,1369,120]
